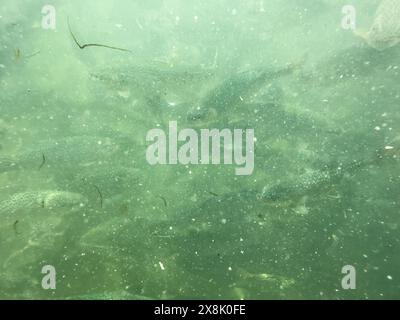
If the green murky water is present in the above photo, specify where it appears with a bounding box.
[1,0,399,300]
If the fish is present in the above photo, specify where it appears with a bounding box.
[91,64,215,127]
[260,165,346,203]
[186,62,300,124]
[91,64,214,90]
[0,135,121,174]
[301,44,400,88]
[0,190,87,215]
[237,267,295,289]
[260,147,388,202]
[356,0,400,50]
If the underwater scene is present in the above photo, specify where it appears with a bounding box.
[0,0,400,300]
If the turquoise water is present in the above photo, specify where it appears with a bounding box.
[0,0,399,299]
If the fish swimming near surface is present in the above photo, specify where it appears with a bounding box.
[355,0,400,50]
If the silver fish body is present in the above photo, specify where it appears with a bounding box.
[0,190,87,215]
